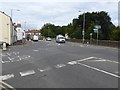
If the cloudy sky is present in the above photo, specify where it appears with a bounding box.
[0,0,119,30]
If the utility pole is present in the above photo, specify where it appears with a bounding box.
[11,9,20,20]
[79,11,85,44]
[83,12,85,44]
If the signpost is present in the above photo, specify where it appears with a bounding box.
[94,25,101,45]
[90,33,92,44]
[82,30,85,44]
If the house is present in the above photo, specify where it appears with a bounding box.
[25,30,42,40]
[0,11,17,46]
[15,24,25,41]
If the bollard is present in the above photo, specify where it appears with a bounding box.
[3,43,7,51]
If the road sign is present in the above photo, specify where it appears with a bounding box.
[93,28,98,33]
[82,30,84,35]
[95,25,101,29]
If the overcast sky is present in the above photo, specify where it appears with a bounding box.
[0,0,119,30]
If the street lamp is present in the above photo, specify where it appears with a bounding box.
[47,26,49,37]
[11,9,20,20]
[79,11,85,44]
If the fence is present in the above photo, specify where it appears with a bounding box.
[68,39,119,48]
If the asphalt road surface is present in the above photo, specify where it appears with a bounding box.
[1,40,119,88]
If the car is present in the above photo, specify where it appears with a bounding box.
[56,35,65,43]
[46,37,52,41]
[33,35,39,41]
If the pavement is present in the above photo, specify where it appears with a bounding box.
[0,40,119,88]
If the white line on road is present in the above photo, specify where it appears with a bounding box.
[67,61,78,65]
[6,53,11,56]
[86,59,107,62]
[0,81,15,89]
[67,57,96,65]
[2,60,10,64]
[77,57,95,62]
[34,49,39,51]
[93,57,119,64]
[20,70,35,77]
[0,74,14,80]
[55,64,66,68]
[38,67,51,72]
[8,57,13,61]
[78,62,120,78]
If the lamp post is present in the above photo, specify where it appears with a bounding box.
[79,11,85,44]
[11,9,20,20]
[47,27,49,37]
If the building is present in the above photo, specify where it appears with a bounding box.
[15,24,25,41]
[0,11,17,45]
[25,30,42,40]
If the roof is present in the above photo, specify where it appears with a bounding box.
[25,30,41,33]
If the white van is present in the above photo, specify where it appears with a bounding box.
[56,35,65,43]
[33,35,39,41]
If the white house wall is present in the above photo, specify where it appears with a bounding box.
[16,27,25,40]
[0,12,16,45]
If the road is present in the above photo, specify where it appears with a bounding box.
[1,40,119,88]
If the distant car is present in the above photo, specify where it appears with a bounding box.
[33,35,39,41]
[46,37,52,41]
[56,35,65,43]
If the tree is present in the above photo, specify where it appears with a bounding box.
[110,27,120,41]
[41,11,117,41]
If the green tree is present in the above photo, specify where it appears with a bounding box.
[110,27,120,41]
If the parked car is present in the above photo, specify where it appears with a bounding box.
[56,35,65,43]
[46,37,52,41]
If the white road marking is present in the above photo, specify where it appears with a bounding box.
[93,57,119,64]
[55,64,66,68]
[1,61,5,63]
[0,81,15,89]
[0,53,7,57]
[6,53,11,56]
[20,70,35,77]
[7,57,13,61]
[67,57,96,65]
[20,55,31,60]
[77,57,95,62]
[33,50,39,52]
[67,61,77,65]
[106,60,119,64]
[28,55,31,58]
[86,59,107,62]
[0,74,14,80]
[78,62,120,78]
[3,55,31,64]
[13,52,19,55]
[2,60,10,64]
[38,67,51,72]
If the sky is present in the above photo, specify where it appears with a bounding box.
[0,0,119,30]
